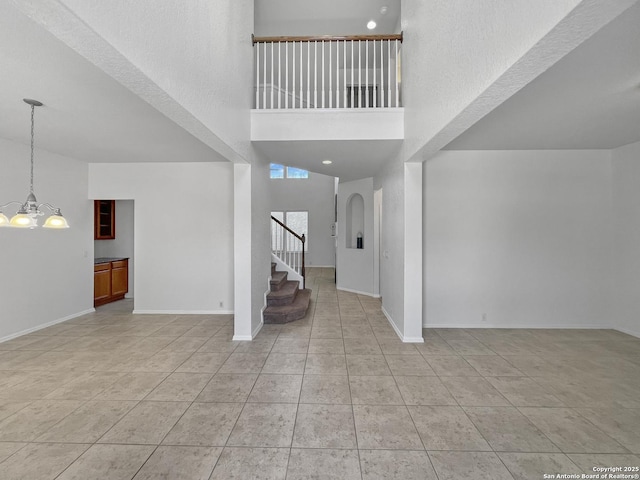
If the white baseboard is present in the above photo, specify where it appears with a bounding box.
[232,334,252,341]
[615,327,640,339]
[307,265,335,268]
[0,308,95,344]
[133,310,234,315]
[337,286,380,298]
[423,323,612,329]
[403,336,425,343]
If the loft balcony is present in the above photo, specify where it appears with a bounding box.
[251,33,404,143]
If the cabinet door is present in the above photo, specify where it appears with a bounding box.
[111,266,128,297]
[95,200,115,240]
[94,268,111,304]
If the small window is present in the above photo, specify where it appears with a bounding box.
[270,163,285,179]
[286,167,309,179]
[270,163,308,179]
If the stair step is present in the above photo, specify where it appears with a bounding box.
[270,271,288,290]
[271,262,277,274]
[264,289,312,324]
[266,280,299,306]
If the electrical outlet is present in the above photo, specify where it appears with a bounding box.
[482,313,487,322]
[219,301,224,308]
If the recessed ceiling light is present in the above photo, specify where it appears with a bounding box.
[367,20,377,30]
[322,160,332,165]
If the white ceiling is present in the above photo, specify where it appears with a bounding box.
[254,139,403,182]
[255,0,401,36]
[444,1,640,151]
[0,3,224,164]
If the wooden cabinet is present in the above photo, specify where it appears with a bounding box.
[94,200,115,239]
[94,263,111,305]
[111,260,129,298]
[94,258,128,307]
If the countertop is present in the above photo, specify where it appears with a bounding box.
[94,257,129,265]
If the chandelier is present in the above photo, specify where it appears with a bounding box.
[0,99,69,229]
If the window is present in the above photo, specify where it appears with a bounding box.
[270,163,308,179]
[271,211,308,251]
[270,163,285,179]
[286,167,309,179]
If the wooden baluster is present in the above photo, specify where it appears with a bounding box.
[365,40,369,108]
[373,39,377,108]
[395,39,400,107]
[329,41,332,108]
[387,40,391,109]
[270,43,274,109]
[343,40,347,108]
[285,41,289,109]
[380,39,385,107]
[277,42,281,109]
[314,41,318,108]
[263,42,267,109]
[358,40,362,108]
[255,42,260,109]
[322,40,325,108]
[350,40,354,108]
[306,42,310,108]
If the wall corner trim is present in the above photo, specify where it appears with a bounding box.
[381,306,424,343]
[234,319,264,341]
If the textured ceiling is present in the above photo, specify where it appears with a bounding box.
[444,1,640,151]
[0,3,225,164]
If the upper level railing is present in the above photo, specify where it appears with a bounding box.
[253,33,403,110]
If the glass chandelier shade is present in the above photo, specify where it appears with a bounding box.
[0,99,69,230]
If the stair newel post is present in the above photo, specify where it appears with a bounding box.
[301,233,306,289]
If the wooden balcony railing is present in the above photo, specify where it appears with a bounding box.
[253,33,403,110]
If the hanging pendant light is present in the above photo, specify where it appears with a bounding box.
[0,99,69,229]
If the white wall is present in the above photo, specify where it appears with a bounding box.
[424,149,613,329]
[0,138,93,340]
[337,177,375,296]
[374,154,406,333]
[88,162,234,313]
[57,0,254,162]
[611,141,640,338]
[94,200,135,298]
[251,153,273,334]
[268,171,336,267]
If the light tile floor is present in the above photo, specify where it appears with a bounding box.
[0,267,639,479]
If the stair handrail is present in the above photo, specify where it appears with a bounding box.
[271,215,305,288]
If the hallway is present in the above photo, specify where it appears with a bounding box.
[0,268,638,479]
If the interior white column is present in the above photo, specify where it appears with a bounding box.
[403,162,424,342]
[233,163,252,340]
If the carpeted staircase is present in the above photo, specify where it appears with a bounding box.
[264,262,311,324]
